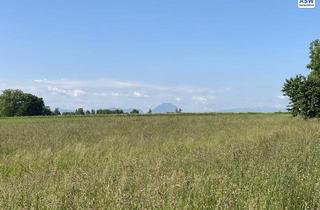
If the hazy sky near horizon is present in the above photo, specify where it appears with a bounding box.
[0,0,319,111]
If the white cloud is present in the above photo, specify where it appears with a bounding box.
[47,86,86,97]
[73,89,87,97]
[192,96,208,104]
[175,97,182,102]
[133,91,149,98]
[94,92,108,97]
[34,79,45,83]
[111,92,120,97]
[192,95,215,104]
[133,91,141,97]
[277,95,287,100]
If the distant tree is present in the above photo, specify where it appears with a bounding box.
[114,109,124,114]
[130,109,140,114]
[96,109,124,114]
[0,89,50,117]
[91,109,96,115]
[175,108,182,113]
[96,109,108,114]
[62,112,76,116]
[43,106,53,116]
[147,108,152,114]
[85,110,91,115]
[283,39,320,118]
[75,108,85,115]
[53,108,61,115]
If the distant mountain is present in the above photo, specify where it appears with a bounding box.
[153,103,178,113]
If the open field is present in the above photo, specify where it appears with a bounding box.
[1,113,320,209]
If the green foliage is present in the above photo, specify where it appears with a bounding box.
[53,108,61,115]
[75,108,85,115]
[43,106,53,116]
[307,39,320,73]
[283,39,320,118]
[0,89,51,117]
[130,109,140,114]
[62,112,77,116]
[96,109,124,114]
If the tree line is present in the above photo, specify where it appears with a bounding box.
[0,89,142,117]
[62,108,140,115]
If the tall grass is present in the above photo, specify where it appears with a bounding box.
[0,114,320,209]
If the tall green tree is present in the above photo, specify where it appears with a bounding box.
[0,89,51,117]
[283,39,320,118]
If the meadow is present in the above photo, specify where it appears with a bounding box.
[1,113,320,209]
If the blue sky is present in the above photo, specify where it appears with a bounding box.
[0,0,319,112]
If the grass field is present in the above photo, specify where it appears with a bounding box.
[1,113,320,209]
